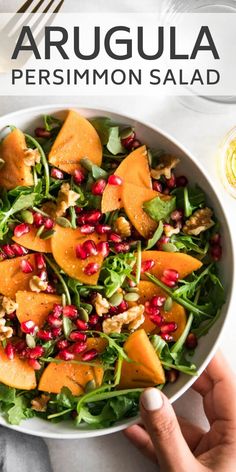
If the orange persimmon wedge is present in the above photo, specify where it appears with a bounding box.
[119,329,165,389]
[12,225,52,253]
[51,225,105,285]
[0,344,36,390]
[48,110,103,174]
[141,251,202,280]
[101,145,151,213]
[138,281,186,341]
[38,338,107,395]
[16,291,62,328]
[0,254,37,298]
[0,128,34,190]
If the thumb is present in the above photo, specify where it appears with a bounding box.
[140,388,198,472]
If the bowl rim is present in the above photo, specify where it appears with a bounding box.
[0,103,234,439]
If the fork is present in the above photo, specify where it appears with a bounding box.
[0,0,65,73]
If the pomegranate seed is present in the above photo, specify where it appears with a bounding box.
[127,279,136,288]
[163,188,170,195]
[171,209,184,222]
[77,210,102,226]
[37,329,53,341]
[97,241,110,257]
[5,343,15,360]
[160,322,177,334]
[51,327,62,338]
[141,260,155,273]
[44,284,56,294]
[156,235,169,250]
[149,314,163,326]
[153,181,163,192]
[117,300,128,313]
[44,217,54,230]
[166,173,176,189]
[75,243,88,260]
[109,306,118,315]
[161,333,174,342]
[14,223,30,238]
[52,304,63,318]
[47,314,62,328]
[39,269,47,281]
[0,251,7,261]
[161,269,179,287]
[113,242,130,253]
[91,179,107,195]
[210,233,221,245]
[28,346,44,359]
[145,302,160,317]
[84,262,100,276]
[51,167,64,180]
[83,240,98,256]
[81,349,98,361]
[20,259,34,274]
[151,296,166,307]
[58,349,75,361]
[96,224,111,235]
[211,244,222,261]
[185,333,198,350]
[15,340,26,353]
[132,139,141,149]
[80,225,95,235]
[89,314,99,326]
[57,339,69,350]
[76,319,88,330]
[108,175,123,186]
[63,305,78,319]
[176,175,188,187]
[73,168,86,185]
[21,320,36,334]
[69,331,87,342]
[75,206,83,214]
[28,359,41,370]
[11,244,27,257]
[121,131,135,149]
[35,253,46,270]
[108,232,122,243]
[33,212,44,228]
[2,245,15,258]
[165,369,179,383]
[35,127,51,138]
[71,342,87,354]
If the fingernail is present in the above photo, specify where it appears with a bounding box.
[141,388,163,411]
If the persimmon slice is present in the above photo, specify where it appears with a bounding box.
[16,291,61,328]
[0,344,36,390]
[0,128,33,190]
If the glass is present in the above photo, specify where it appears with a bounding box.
[218,128,236,198]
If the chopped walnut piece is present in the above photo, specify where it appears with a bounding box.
[0,296,18,319]
[94,293,110,317]
[23,148,41,167]
[114,217,131,238]
[164,223,181,238]
[29,276,48,293]
[0,318,13,341]
[183,207,214,236]
[55,183,80,217]
[151,154,180,180]
[31,394,50,412]
[102,305,145,335]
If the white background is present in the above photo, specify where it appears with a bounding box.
[0,93,236,472]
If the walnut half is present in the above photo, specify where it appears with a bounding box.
[183,207,214,236]
[102,305,145,335]
[151,154,180,180]
[31,394,50,412]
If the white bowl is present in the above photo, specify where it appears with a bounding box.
[0,105,234,439]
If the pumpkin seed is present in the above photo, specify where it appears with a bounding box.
[0,158,5,169]
[126,287,139,293]
[26,334,36,348]
[36,225,45,238]
[56,217,72,228]
[40,229,55,240]
[124,292,140,302]
[109,292,123,306]
[61,293,66,307]
[21,209,34,224]
[80,157,93,172]
[164,296,173,312]
[85,379,96,393]
[162,243,178,253]
[78,307,89,322]
[120,127,134,139]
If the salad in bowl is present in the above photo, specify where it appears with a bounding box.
[0,109,226,431]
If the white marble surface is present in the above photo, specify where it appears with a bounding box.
[0,94,236,471]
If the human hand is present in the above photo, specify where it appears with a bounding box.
[124,352,236,472]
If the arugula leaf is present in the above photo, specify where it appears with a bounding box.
[107,127,124,155]
[25,133,50,197]
[170,233,209,256]
[143,196,176,222]
[43,114,62,132]
[80,157,108,179]
[173,186,205,217]
[63,317,74,338]
[0,384,15,403]
[101,253,136,298]
[151,335,197,376]
[145,220,164,250]
[0,192,37,240]
[90,117,113,145]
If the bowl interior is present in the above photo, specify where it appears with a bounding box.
[0,106,233,439]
